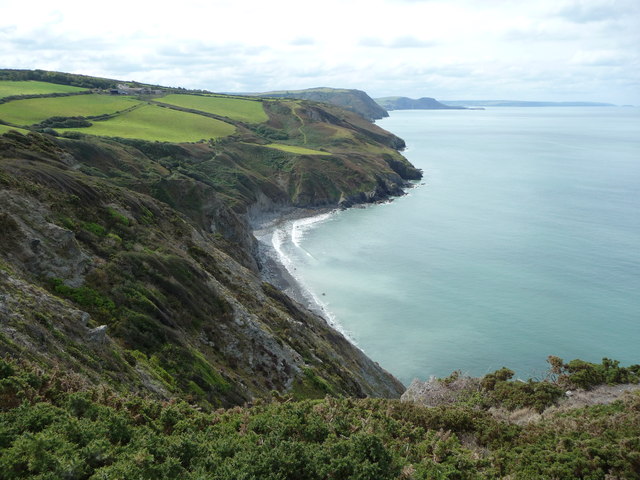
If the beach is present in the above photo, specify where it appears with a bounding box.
[252,206,336,320]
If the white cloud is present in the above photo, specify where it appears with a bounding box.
[359,36,437,48]
[553,0,638,23]
[0,0,638,104]
[570,50,630,66]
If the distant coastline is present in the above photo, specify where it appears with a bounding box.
[441,100,617,107]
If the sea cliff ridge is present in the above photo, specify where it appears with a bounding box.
[0,69,420,406]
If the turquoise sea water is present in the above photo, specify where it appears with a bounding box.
[275,107,640,385]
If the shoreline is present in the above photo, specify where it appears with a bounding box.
[252,206,336,319]
[250,187,419,342]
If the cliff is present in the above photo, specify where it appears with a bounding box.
[0,72,420,407]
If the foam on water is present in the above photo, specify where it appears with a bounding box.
[270,212,358,343]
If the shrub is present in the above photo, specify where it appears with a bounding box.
[547,356,640,390]
[82,222,106,237]
[481,368,563,412]
[47,278,116,314]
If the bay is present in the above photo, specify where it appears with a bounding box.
[276,107,640,385]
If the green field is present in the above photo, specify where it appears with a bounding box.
[0,80,88,99]
[157,94,268,123]
[0,124,29,135]
[62,104,236,142]
[262,143,332,155]
[0,94,141,126]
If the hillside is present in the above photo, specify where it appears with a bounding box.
[375,96,467,111]
[0,70,422,407]
[255,87,389,121]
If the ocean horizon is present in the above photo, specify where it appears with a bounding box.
[271,107,640,385]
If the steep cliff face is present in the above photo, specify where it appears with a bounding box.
[0,93,415,406]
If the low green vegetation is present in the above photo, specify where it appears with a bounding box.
[34,116,93,129]
[61,104,236,142]
[261,143,332,156]
[0,80,88,99]
[157,94,268,123]
[1,358,639,480]
[0,95,140,126]
[0,125,29,135]
[47,278,116,314]
[548,355,640,389]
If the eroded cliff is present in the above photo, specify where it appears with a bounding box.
[0,89,418,406]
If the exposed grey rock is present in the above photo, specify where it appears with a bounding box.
[0,191,92,287]
[87,325,108,344]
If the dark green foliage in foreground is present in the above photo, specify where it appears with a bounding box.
[2,359,640,480]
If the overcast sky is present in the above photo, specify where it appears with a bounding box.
[1,0,639,104]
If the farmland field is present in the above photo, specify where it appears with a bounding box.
[0,95,141,126]
[157,94,268,123]
[262,143,331,155]
[61,104,236,142]
[0,80,88,99]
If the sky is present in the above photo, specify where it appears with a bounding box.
[1,0,639,104]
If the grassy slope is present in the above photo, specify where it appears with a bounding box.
[0,125,29,135]
[62,104,236,142]
[0,94,140,126]
[0,131,405,409]
[157,94,268,123]
[0,80,88,98]
[261,143,332,155]
[0,78,418,212]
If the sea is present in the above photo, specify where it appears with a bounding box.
[272,107,640,385]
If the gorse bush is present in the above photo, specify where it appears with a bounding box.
[548,355,640,390]
[1,358,640,479]
[480,367,564,412]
